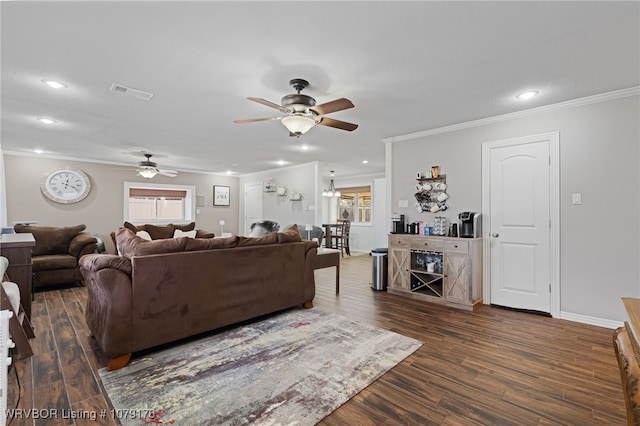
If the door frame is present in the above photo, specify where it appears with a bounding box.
[481,132,560,317]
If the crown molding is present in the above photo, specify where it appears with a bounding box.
[383,86,640,143]
[1,150,226,177]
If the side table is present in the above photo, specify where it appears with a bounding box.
[0,233,35,319]
[314,248,340,294]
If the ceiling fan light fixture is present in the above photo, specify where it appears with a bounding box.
[281,114,315,135]
[138,168,158,179]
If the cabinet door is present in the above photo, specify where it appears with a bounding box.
[389,248,410,290]
[444,252,471,303]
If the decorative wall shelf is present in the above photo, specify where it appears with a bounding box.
[414,174,448,213]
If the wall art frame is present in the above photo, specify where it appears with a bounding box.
[213,185,230,206]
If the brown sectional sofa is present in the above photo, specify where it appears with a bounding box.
[79,225,317,370]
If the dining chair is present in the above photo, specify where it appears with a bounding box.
[330,220,351,257]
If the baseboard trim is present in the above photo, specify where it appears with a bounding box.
[560,311,623,329]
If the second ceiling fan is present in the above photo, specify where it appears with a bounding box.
[234,78,358,136]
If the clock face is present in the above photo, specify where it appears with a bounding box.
[41,168,91,204]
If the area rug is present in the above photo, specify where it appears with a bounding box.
[99,307,422,425]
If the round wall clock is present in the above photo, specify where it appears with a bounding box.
[41,168,91,204]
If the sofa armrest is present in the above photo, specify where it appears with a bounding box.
[69,232,98,258]
[80,253,134,359]
[80,254,132,276]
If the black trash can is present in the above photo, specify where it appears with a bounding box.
[371,248,388,291]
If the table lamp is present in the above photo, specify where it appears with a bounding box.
[219,220,225,235]
[305,224,313,240]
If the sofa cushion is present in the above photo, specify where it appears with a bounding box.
[236,232,279,247]
[184,236,238,251]
[14,224,86,256]
[116,228,189,258]
[32,254,78,271]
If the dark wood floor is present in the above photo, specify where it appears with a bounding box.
[7,254,627,425]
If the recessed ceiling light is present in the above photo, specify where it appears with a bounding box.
[42,79,67,89]
[277,160,286,166]
[34,149,44,154]
[516,90,539,100]
[362,160,369,164]
[226,170,233,175]
[37,117,57,124]
[300,145,309,151]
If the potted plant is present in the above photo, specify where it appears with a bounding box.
[288,190,303,201]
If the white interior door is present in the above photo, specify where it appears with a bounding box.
[483,133,558,314]
[244,183,263,235]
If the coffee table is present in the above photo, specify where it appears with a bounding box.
[314,248,340,294]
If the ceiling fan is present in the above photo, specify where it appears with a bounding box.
[234,78,358,136]
[134,153,178,179]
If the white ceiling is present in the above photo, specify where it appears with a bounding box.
[2,1,639,178]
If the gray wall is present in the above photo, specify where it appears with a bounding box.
[389,94,639,323]
[237,162,385,252]
[3,154,240,238]
[238,162,320,235]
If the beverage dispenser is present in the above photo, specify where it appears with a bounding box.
[391,214,405,234]
[458,212,481,238]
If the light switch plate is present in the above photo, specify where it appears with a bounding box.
[572,193,582,205]
[399,200,408,208]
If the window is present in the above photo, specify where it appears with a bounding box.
[124,182,195,224]
[337,186,371,224]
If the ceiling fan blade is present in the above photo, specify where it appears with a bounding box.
[234,117,281,124]
[158,170,178,177]
[311,98,354,116]
[318,117,358,132]
[247,97,291,113]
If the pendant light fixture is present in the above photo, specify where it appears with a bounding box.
[322,171,341,197]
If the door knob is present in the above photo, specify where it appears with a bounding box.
[491,233,499,238]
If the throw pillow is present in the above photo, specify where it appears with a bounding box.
[0,256,8,278]
[278,224,302,243]
[14,224,86,256]
[195,229,216,239]
[115,228,188,258]
[144,223,175,240]
[136,230,152,241]
[173,229,196,239]
[173,222,196,232]
[123,221,140,233]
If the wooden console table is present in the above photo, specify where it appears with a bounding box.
[314,248,340,294]
[0,233,35,319]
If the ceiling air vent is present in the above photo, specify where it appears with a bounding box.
[110,84,154,101]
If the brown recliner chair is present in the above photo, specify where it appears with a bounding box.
[14,224,97,290]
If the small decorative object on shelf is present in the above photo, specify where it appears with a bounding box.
[264,179,276,192]
[277,187,287,196]
[288,191,303,201]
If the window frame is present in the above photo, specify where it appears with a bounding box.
[123,182,196,225]
[336,185,372,226]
